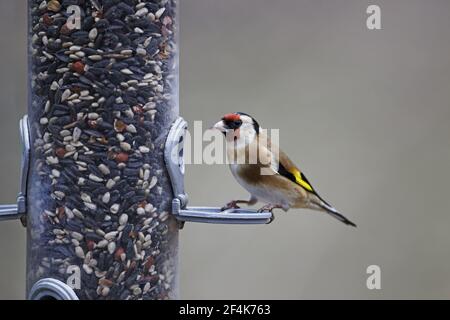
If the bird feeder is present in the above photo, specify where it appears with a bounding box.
[0,0,271,300]
[26,0,180,300]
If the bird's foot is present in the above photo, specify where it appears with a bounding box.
[257,204,282,213]
[221,200,241,211]
[258,204,281,224]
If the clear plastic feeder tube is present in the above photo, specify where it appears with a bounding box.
[27,0,179,300]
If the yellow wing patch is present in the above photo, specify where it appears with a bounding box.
[293,170,314,192]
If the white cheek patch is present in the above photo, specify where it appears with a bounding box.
[232,128,255,149]
[245,129,256,145]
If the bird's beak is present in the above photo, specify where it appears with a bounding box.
[210,120,227,133]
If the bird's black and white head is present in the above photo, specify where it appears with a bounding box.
[213,112,260,147]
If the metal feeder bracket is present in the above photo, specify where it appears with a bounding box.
[164,117,273,226]
[0,115,30,226]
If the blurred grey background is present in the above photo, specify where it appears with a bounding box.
[1,0,450,299]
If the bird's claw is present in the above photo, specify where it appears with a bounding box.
[221,201,241,211]
[257,204,275,213]
[258,204,280,224]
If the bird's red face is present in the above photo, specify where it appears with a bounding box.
[222,113,243,130]
[213,113,243,137]
[212,112,260,143]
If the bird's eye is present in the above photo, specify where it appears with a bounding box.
[223,118,242,129]
[227,120,242,129]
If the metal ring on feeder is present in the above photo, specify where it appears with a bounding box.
[28,278,79,300]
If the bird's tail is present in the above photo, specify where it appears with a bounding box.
[313,200,357,227]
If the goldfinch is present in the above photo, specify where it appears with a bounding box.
[212,112,356,227]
